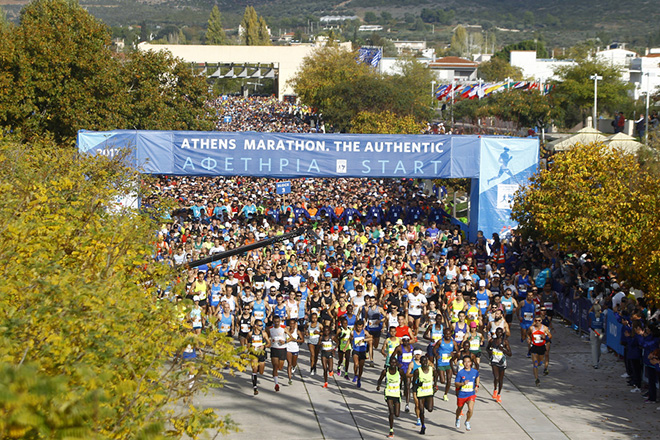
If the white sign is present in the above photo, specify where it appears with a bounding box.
[497,184,518,210]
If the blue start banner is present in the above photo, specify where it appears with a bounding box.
[77,130,539,238]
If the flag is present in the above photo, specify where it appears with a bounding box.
[357,47,382,68]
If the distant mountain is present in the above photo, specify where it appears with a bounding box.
[2,0,659,49]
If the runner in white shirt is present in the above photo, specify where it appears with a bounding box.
[407,287,428,337]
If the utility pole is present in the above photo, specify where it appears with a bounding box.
[644,72,650,144]
[431,80,436,109]
[590,74,603,130]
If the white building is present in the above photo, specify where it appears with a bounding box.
[629,49,660,99]
[392,40,427,55]
[510,50,576,81]
[428,56,478,82]
[594,46,639,82]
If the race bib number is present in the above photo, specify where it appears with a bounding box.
[252,341,263,350]
[192,317,202,327]
[254,311,264,320]
[421,382,433,392]
[220,323,231,332]
[441,353,452,363]
[462,381,474,392]
[469,339,480,351]
[504,302,513,312]
[524,312,533,321]
[432,333,442,342]
[212,294,220,303]
[533,333,544,344]
[386,382,400,394]
[544,302,553,310]
[322,340,333,351]
[478,300,487,309]
[455,331,465,342]
[354,336,365,347]
[402,352,413,363]
[492,349,503,361]
[240,323,250,333]
[368,319,379,328]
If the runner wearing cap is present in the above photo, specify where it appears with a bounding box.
[407,286,427,338]
[269,315,287,392]
[423,314,445,365]
[487,327,512,402]
[455,355,480,431]
[413,355,436,435]
[376,357,401,438]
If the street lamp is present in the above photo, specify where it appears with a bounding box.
[644,72,650,144]
[590,73,603,130]
[431,80,436,108]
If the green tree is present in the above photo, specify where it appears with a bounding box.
[290,49,433,132]
[257,16,271,45]
[364,11,378,24]
[480,88,558,130]
[240,6,260,45]
[120,49,215,131]
[205,5,227,45]
[0,0,214,143]
[493,39,548,61]
[477,57,523,81]
[449,25,468,57]
[511,142,660,304]
[553,59,632,128]
[0,135,246,437]
[351,110,423,134]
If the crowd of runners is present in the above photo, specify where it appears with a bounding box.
[151,96,660,437]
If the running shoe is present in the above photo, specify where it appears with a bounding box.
[621,372,630,378]
[323,382,328,388]
[630,386,641,393]
[443,394,449,401]
[310,369,315,376]
[275,384,280,392]
[496,395,502,403]
[288,378,293,385]
[465,421,471,431]
[254,389,259,395]
[292,365,297,374]
[357,378,362,388]
[644,399,657,404]
[387,431,394,438]
[336,368,341,376]
[353,375,358,383]
[420,426,426,435]
[405,404,410,412]
[535,378,540,387]
[329,371,334,377]
[416,418,421,426]
[344,373,350,380]
[455,419,461,428]
[492,390,498,399]
[544,368,549,375]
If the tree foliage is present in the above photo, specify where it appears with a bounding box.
[351,110,423,134]
[511,142,660,304]
[290,48,433,132]
[240,6,270,45]
[478,88,559,129]
[0,135,246,438]
[553,59,632,127]
[0,0,214,143]
[477,57,523,82]
[493,39,548,61]
[205,5,227,45]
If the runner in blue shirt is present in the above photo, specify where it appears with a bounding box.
[455,355,480,432]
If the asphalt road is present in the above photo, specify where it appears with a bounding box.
[193,318,660,439]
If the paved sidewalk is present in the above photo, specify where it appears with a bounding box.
[194,320,660,439]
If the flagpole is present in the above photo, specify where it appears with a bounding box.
[450,79,455,133]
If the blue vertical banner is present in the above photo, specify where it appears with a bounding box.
[473,137,539,239]
[606,311,624,356]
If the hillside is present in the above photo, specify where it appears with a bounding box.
[1,0,659,49]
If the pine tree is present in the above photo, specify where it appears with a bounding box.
[257,16,271,45]
[205,5,226,45]
[240,6,260,45]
